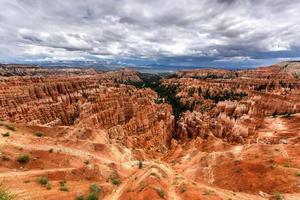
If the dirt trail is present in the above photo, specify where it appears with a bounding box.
[0,167,75,178]
[0,139,113,164]
[105,158,267,200]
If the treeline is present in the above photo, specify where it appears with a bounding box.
[123,73,247,119]
[188,86,247,103]
[124,73,188,119]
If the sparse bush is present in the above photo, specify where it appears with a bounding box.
[111,178,121,186]
[1,155,10,161]
[157,188,165,198]
[35,131,44,137]
[17,154,29,164]
[86,192,98,200]
[84,160,90,165]
[188,87,195,97]
[82,184,101,200]
[37,176,49,185]
[203,190,214,195]
[138,160,143,169]
[234,167,242,173]
[46,182,52,190]
[272,111,277,118]
[138,181,146,192]
[1,132,10,137]
[150,172,158,177]
[48,148,53,153]
[0,117,3,121]
[90,184,101,194]
[59,181,69,192]
[5,124,15,131]
[0,184,14,200]
[274,192,282,200]
[180,187,186,193]
[75,194,84,200]
[296,172,300,176]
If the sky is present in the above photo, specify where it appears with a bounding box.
[0,0,300,71]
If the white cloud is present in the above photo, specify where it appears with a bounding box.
[0,0,300,64]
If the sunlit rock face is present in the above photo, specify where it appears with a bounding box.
[0,63,300,200]
[165,61,300,144]
[0,67,173,152]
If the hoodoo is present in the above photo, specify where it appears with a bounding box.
[0,62,299,199]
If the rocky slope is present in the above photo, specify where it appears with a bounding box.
[0,62,299,200]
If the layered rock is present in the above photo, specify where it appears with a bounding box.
[0,64,98,76]
[0,72,173,151]
[166,62,300,144]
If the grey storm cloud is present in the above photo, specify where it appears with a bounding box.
[0,0,300,65]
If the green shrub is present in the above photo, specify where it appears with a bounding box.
[84,160,90,165]
[37,176,49,185]
[188,87,195,97]
[157,188,165,198]
[2,155,10,161]
[85,184,101,200]
[274,192,282,200]
[203,190,211,195]
[296,172,300,176]
[0,184,14,200]
[35,131,44,137]
[86,192,98,200]
[46,182,52,190]
[90,184,101,194]
[180,187,186,193]
[1,132,10,137]
[17,154,30,164]
[75,194,84,200]
[5,124,15,131]
[59,181,69,192]
[0,117,3,121]
[110,178,121,186]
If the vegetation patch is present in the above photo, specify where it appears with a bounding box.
[59,181,69,192]
[76,184,101,200]
[180,186,187,193]
[86,192,98,200]
[274,192,283,200]
[157,188,165,198]
[110,178,121,186]
[1,132,10,137]
[37,176,49,185]
[17,154,30,164]
[203,190,214,195]
[75,194,85,200]
[0,184,14,200]
[46,182,52,190]
[5,124,15,131]
[35,131,44,137]
[138,160,143,169]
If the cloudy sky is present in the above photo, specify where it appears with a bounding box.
[1,0,300,70]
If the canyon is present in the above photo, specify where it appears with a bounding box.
[0,62,299,200]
